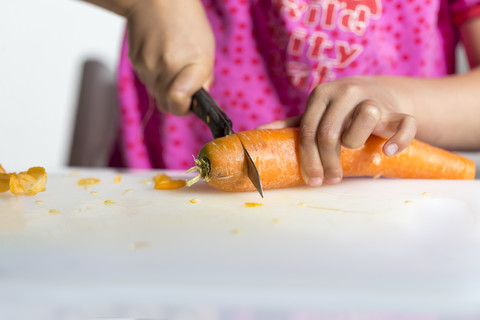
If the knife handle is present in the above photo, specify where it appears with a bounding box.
[191,88,233,138]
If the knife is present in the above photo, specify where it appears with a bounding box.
[191,88,264,198]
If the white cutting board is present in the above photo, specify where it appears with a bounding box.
[1,168,480,318]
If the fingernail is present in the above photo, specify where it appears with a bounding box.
[386,143,398,156]
[326,177,342,185]
[308,177,323,187]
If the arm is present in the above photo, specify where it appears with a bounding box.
[81,0,215,115]
[387,17,480,150]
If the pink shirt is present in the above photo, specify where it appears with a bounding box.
[114,0,480,170]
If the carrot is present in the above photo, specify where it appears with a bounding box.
[186,128,476,192]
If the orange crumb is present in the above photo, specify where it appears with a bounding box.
[122,189,133,195]
[245,202,263,207]
[189,198,200,203]
[114,173,122,183]
[153,173,186,190]
[78,178,100,186]
[0,173,12,193]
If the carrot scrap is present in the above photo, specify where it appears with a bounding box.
[8,167,47,196]
[153,173,186,190]
[78,178,100,186]
[0,173,12,193]
[187,128,476,193]
[2,165,47,195]
[0,163,9,193]
[245,202,263,207]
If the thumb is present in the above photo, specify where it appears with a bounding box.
[165,63,212,116]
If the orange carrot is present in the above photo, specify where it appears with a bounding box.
[186,128,476,192]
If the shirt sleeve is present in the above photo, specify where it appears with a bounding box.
[451,0,480,25]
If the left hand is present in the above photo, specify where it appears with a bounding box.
[258,76,417,187]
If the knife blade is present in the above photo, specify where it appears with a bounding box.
[191,88,264,198]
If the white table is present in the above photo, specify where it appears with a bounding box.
[1,168,480,319]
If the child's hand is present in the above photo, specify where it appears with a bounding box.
[126,0,215,115]
[260,76,417,187]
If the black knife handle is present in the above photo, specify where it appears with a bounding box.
[191,88,233,138]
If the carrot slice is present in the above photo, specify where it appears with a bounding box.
[153,173,186,190]
[0,163,5,174]
[187,128,476,192]
[9,167,47,196]
[0,173,12,193]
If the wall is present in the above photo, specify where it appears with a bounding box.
[0,0,123,172]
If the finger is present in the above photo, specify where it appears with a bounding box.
[342,100,381,149]
[152,62,210,116]
[256,116,301,129]
[315,99,349,185]
[381,114,417,157]
[164,63,211,116]
[298,87,331,187]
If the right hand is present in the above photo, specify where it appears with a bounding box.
[125,0,215,115]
